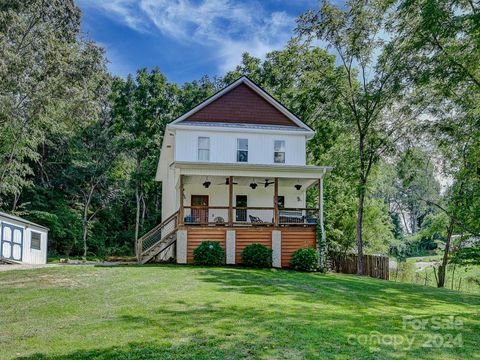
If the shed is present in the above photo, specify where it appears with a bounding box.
[0,211,48,264]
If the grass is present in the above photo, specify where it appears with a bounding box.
[390,256,480,294]
[1,265,479,359]
[47,255,135,264]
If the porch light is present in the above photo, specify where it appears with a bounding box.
[249,182,257,189]
[203,178,211,188]
[294,184,302,190]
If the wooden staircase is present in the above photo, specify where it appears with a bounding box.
[137,211,179,264]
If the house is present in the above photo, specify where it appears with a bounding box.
[137,76,331,266]
[0,211,48,264]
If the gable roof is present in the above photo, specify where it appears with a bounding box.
[0,211,49,231]
[170,76,314,133]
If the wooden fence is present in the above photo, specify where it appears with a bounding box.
[330,253,389,280]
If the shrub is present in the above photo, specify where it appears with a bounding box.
[290,248,319,272]
[241,243,272,268]
[193,241,225,266]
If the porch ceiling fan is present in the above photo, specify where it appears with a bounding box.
[264,178,275,188]
[217,177,238,185]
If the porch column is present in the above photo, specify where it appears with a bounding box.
[228,176,233,226]
[226,230,236,264]
[273,177,279,227]
[318,177,326,270]
[179,175,184,226]
[272,230,282,268]
[176,229,187,264]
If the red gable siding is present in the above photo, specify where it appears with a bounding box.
[181,83,299,127]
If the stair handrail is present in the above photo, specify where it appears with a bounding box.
[137,210,179,259]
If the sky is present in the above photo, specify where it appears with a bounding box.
[77,0,319,84]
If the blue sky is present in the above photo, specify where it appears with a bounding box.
[77,0,318,84]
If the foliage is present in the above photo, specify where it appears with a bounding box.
[193,241,225,266]
[240,243,272,268]
[451,246,480,267]
[0,0,478,265]
[297,0,412,274]
[289,248,319,272]
[0,0,109,202]
[392,256,480,294]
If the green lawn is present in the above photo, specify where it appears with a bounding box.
[390,256,480,294]
[1,265,479,359]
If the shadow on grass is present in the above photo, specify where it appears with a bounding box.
[17,341,247,360]
[15,265,480,360]
[196,267,480,308]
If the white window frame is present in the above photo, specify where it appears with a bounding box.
[274,140,285,164]
[236,138,248,162]
[197,137,210,161]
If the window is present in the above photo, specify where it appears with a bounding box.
[274,140,285,163]
[237,139,248,162]
[198,137,210,161]
[31,231,41,250]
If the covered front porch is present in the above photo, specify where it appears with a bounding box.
[173,161,331,229]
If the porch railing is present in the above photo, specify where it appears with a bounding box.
[181,206,318,226]
[138,211,178,255]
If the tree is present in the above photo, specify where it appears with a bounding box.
[297,0,410,274]
[0,0,108,204]
[390,0,480,286]
[64,110,121,258]
[111,68,178,256]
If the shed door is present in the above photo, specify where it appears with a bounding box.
[1,223,23,261]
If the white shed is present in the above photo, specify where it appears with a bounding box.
[0,211,48,264]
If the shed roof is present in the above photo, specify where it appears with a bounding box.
[0,211,49,231]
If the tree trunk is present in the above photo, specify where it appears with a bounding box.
[82,205,89,260]
[437,222,454,288]
[135,183,141,257]
[82,219,88,259]
[356,183,366,275]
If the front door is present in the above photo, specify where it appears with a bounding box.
[236,195,247,222]
[191,195,209,223]
[1,223,23,261]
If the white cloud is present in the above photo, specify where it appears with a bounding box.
[78,0,295,73]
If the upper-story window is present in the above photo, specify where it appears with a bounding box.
[198,137,210,161]
[274,140,285,163]
[237,139,248,162]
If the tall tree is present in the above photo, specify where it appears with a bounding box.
[111,68,178,254]
[0,0,108,204]
[63,108,120,258]
[297,0,409,274]
[391,0,480,286]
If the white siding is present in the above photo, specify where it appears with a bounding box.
[0,217,48,264]
[23,227,48,264]
[175,129,306,166]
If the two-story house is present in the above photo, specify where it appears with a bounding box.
[137,76,331,266]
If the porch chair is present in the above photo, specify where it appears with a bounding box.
[249,215,264,224]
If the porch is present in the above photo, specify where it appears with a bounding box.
[139,162,331,265]
[179,175,321,227]
[173,161,331,228]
